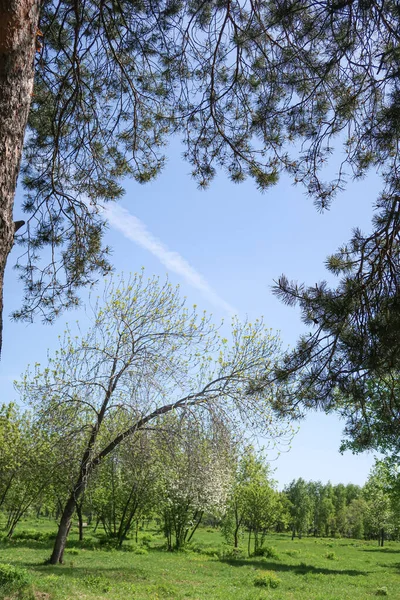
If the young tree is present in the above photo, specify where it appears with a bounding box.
[0,403,21,510]
[363,461,398,546]
[242,466,280,555]
[2,0,400,358]
[157,416,232,550]
[19,272,288,563]
[88,431,158,546]
[0,403,52,536]
[345,497,368,539]
[223,446,280,554]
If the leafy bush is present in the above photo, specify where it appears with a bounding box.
[133,547,148,555]
[199,546,221,557]
[12,529,55,542]
[220,546,246,560]
[66,548,80,556]
[376,587,389,596]
[0,563,33,599]
[254,545,279,559]
[285,549,300,557]
[139,534,154,546]
[253,570,281,588]
[186,542,221,557]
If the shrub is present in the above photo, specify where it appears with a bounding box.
[66,548,80,556]
[12,530,55,542]
[220,547,246,560]
[199,546,221,557]
[0,563,33,599]
[139,534,154,547]
[133,547,148,555]
[285,549,300,557]
[253,571,281,588]
[376,587,389,596]
[325,551,337,560]
[254,546,279,559]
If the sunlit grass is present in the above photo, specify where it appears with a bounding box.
[1,522,399,599]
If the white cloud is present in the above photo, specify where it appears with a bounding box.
[102,203,237,315]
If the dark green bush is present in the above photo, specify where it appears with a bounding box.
[253,545,279,559]
[253,570,281,588]
[0,563,33,599]
[220,546,246,560]
[12,529,55,542]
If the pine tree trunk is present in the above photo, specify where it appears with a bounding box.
[0,0,40,352]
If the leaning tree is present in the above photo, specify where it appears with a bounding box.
[19,271,290,563]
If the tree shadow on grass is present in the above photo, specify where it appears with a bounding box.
[26,563,151,583]
[219,558,369,577]
[0,539,54,550]
[362,548,400,554]
[379,562,400,572]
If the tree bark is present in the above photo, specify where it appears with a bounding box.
[76,501,84,542]
[49,493,76,564]
[0,0,40,353]
[380,528,384,547]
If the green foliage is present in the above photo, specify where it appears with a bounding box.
[285,479,312,539]
[376,587,389,597]
[0,405,55,538]
[253,545,279,559]
[18,273,286,564]
[158,416,233,550]
[133,547,148,556]
[272,224,400,456]
[285,549,300,557]
[83,574,111,593]
[253,571,281,589]
[12,530,55,542]
[9,0,398,345]
[223,446,285,554]
[0,564,32,600]
[220,546,246,560]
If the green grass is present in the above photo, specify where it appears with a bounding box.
[1,522,399,599]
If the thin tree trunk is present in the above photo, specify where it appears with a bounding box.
[0,473,15,508]
[186,510,203,544]
[76,501,83,542]
[0,0,40,353]
[93,516,100,533]
[233,508,242,548]
[380,528,384,547]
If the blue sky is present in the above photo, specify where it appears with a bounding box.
[2,140,383,488]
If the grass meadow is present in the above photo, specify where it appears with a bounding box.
[0,521,399,600]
